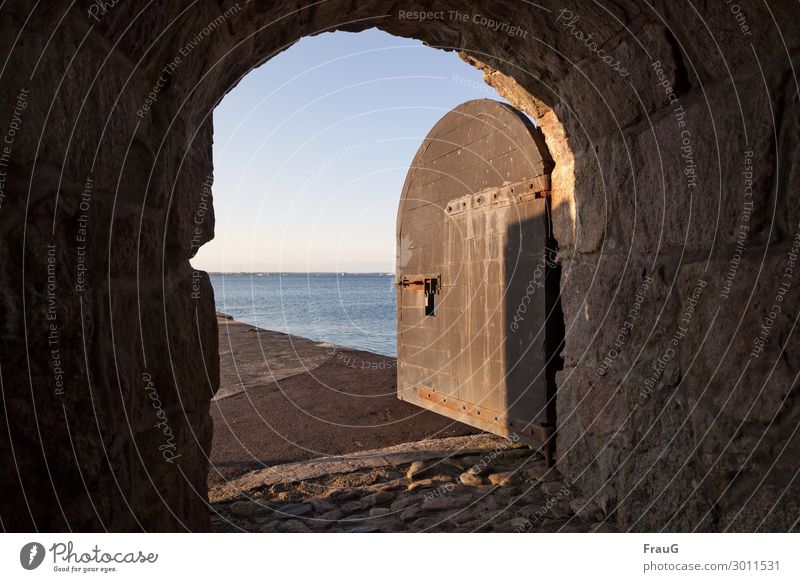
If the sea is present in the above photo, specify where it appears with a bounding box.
[210,273,397,357]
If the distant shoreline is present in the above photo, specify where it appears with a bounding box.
[206,271,396,276]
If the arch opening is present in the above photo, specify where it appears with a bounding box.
[195,25,573,532]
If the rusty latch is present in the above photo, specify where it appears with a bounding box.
[398,275,440,316]
[398,274,440,293]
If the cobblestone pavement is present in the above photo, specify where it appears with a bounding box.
[211,436,616,533]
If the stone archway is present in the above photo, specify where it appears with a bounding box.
[1,1,799,532]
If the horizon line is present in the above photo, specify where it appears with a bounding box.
[205,270,395,274]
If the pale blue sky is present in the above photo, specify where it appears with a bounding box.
[192,29,506,272]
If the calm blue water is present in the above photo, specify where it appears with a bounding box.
[210,274,397,357]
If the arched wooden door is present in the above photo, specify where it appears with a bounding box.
[396,99,557,460]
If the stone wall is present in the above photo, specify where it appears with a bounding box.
[1,0,798,531]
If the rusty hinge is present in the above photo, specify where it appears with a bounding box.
[445,175,551,217]
[417,386,556,466]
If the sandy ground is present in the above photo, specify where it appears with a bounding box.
[208,316,614,532]
[209,315,476,487]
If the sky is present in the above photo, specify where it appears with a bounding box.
[192,28,507,273]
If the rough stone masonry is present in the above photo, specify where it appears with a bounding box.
[0,0,799,531]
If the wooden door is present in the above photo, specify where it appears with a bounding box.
[396,99,557,459]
